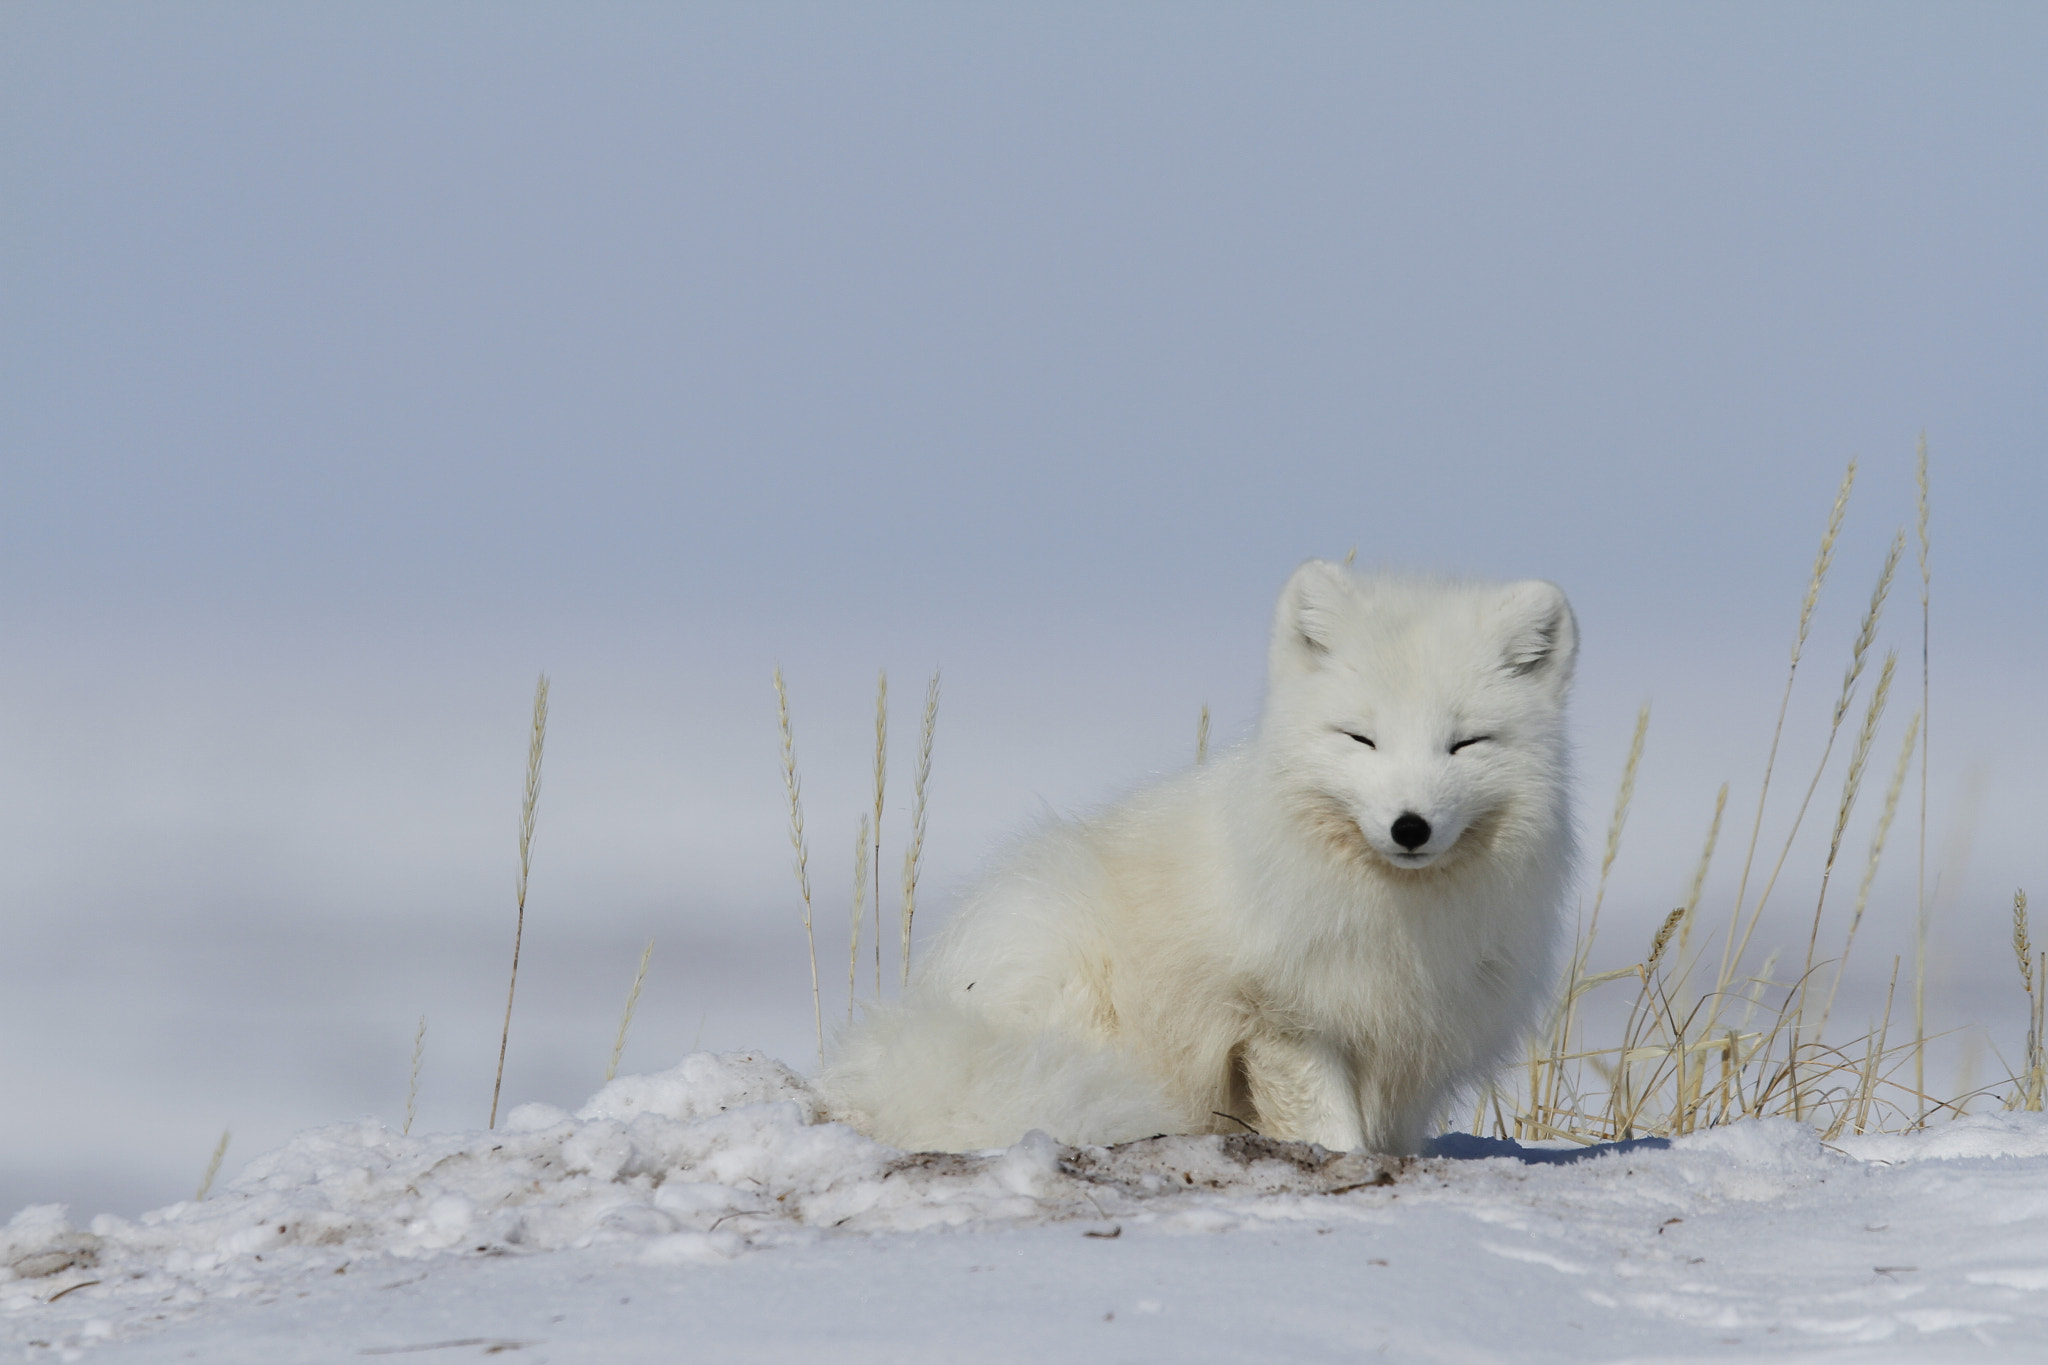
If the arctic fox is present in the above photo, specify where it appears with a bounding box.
[824,563,1577,1155]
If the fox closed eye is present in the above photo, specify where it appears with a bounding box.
[1340,731,1376,749]
[1449,736,1492,754]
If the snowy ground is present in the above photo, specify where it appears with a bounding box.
[5,1053,2047,1364]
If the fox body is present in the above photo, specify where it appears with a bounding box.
[823,563,1578,1155]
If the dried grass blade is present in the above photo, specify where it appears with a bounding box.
[774,667,823,1068]
[900,670,940,988]
[491,673,548,1129]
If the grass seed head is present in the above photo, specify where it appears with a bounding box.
[2016,890,2034,994]
[1797,459,1857,664]
[1646,906,1688,973]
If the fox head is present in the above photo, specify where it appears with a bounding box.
[1260,561,1577,875]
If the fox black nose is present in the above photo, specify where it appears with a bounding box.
[1390,813,1432,850]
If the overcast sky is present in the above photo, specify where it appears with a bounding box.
[3,3,2044,1216]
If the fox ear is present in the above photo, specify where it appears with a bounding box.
[1272,559,1353,667]
[1498,581,1577,688]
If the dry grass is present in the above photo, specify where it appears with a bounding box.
[1717,460,1854,998]
[1497,442,2035,1143]
[1914,434,1932,1117]
[607,939,655,1084]
[900,671,940,987]
[849,815,870,1023]
[872,672,889,998]
[195,1129,231,1202]
[405,1015,426,1136]
[2011,890,2045,1113]
[1533,703,1649,1125]
[1816,711,1918,1039]
[774,667,824,1068]
[773,665,938,1040]
[490,673,549,1130]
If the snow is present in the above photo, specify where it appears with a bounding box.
[6,1053,2048,1362]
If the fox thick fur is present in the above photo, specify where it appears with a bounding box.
[823,563,1577,1155]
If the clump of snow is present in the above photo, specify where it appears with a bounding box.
[8,1052,2048,1360]
[574,1049,825,1127]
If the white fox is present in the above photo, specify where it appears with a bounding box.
[823,563,1577,1155]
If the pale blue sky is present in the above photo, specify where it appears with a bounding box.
[2,3,2044,1215]
[7,4,2044,635]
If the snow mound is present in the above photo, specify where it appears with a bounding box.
[0,1051,1417,1298]
[11,1053,2048,1359]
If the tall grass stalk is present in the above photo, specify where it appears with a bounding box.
[1674,783,1729,973]
[405,1015,426,1136]
[774,667,824,1067]
[1792,650,1897,1062]
[1718,460,1855,995]
[1538,704,1648,1124]
[490,672,549,1130]
[196,1129,231,1202]
[872,671,888,997]
[1817,711,1918,1038]
[1913,435,1932,1121]
[1196,704,1211,766]
[849,814,870,1023]
[1784,645,1894,1118]
[900,670,940,988]
[1587,704,1651,960]
[2012,890,2044,1112]
[606,938,655,1083]
[1723,529,1901,999]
